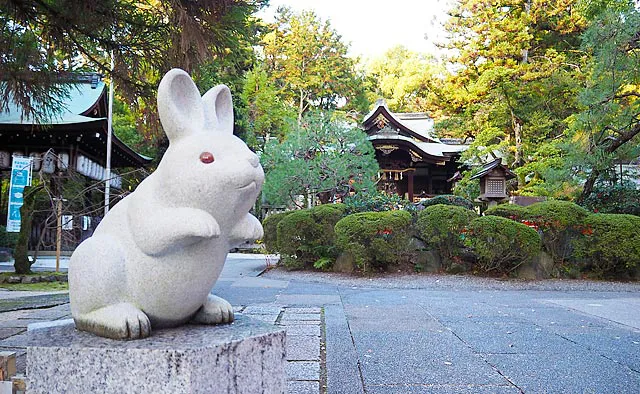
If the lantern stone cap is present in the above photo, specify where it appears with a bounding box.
[470,158,516,180]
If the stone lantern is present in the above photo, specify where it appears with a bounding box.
[471,158,515,207]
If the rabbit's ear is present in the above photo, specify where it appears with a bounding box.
[202,85,234,134]
[157,69,204,141]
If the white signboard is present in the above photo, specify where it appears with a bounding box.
[6,156,33,232]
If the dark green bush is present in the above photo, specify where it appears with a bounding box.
[261,211,294,253]
[335,210,413,273]
[416,204,477,267]
[464,216,541,275]
[484,204,528,221]
[526,200,590,264]
[419,195,475,210]
[0,226,19,250]
[343,191,413,214]
[581,184,640,216]
[574,214,640,278]
[276,204,346,269]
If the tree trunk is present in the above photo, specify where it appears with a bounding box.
[579,123,640,202]
[14,186,42,274]
[510,108,525,186]
[298,89,305,125]
[578,168,600,205]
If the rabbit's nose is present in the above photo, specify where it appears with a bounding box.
[248,154,259,168]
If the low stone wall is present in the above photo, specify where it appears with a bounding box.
[0,275,68,284]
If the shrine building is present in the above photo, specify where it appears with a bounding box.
[361,100,468,202]
[0,73,151,250]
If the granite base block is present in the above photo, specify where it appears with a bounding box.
[26,315,286,394]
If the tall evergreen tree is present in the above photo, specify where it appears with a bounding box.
[1,0,266,140]
[262,7,368,123]
[571,0,640,202]
[365,45,445,113]
[438,0,587,196]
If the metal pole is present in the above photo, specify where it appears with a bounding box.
[55,198,62,272]
[104,50,115,215]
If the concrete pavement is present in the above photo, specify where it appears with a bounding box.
[0,254,638,393]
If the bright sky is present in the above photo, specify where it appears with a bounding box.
[259,0,455,60]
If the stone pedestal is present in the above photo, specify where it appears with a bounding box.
[26,315,286,394]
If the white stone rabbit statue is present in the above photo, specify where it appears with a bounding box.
[69,69,264,340]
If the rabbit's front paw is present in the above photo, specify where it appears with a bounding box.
[74,303,151,340]
[191,294,234,324]
[189,213,220,239]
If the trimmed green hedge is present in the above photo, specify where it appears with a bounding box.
[526,201,589,264]
[261,211,294,253]
[464,215,541,275]
[484,204,528,221]
[416,204,477,267]
[276,204,346,269]
[335,210,413,273]
[420,195,475,210]
[574,214,640,278]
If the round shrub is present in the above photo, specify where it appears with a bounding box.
[276,204,346,269]
[464,215,541,275]
[574,214,640,278]
[420,195,474,210]
[484,204,528,221]
[416,204,477,266]
[526,200,590,263]
[261,211,294,253]
[335,210,413,273]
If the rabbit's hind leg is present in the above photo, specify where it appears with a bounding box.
[74,303,151,339]
[70,235,150,339]
[191,294,234,324]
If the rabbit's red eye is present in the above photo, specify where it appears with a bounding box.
[200,152,215,164]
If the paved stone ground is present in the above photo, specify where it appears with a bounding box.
[0,254,638,393]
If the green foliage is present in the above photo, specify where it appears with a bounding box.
[416,204,478,266]
[261,211,294,253]
[452,170,481,202]
[240,65,296,151]
[262,112,379,207]
[364,45,445,112]
[276,204,346,269]
[570,4,640,202]
[419,195,474,210]
[438,0,586,196]
[574,213,640,278]
[2,0,266,138]
[343,191,413,214]
[580,184,640,216]
[262,7,368,120]
[334,210,413,273]
[484,204,529,221]
[113,98,157,158]
[464,216,542,275]
[526,200,590,263]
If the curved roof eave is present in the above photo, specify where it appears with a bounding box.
[369,135,449,162]
[363,104,438,143]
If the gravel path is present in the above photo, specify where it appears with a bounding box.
[263,268,640,292]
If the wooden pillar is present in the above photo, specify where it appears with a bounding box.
[408,171,414,202]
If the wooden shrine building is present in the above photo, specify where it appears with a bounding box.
[0,73,151,250]
[362,100,468,202]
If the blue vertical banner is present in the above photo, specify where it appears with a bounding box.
[6,156,33,232]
